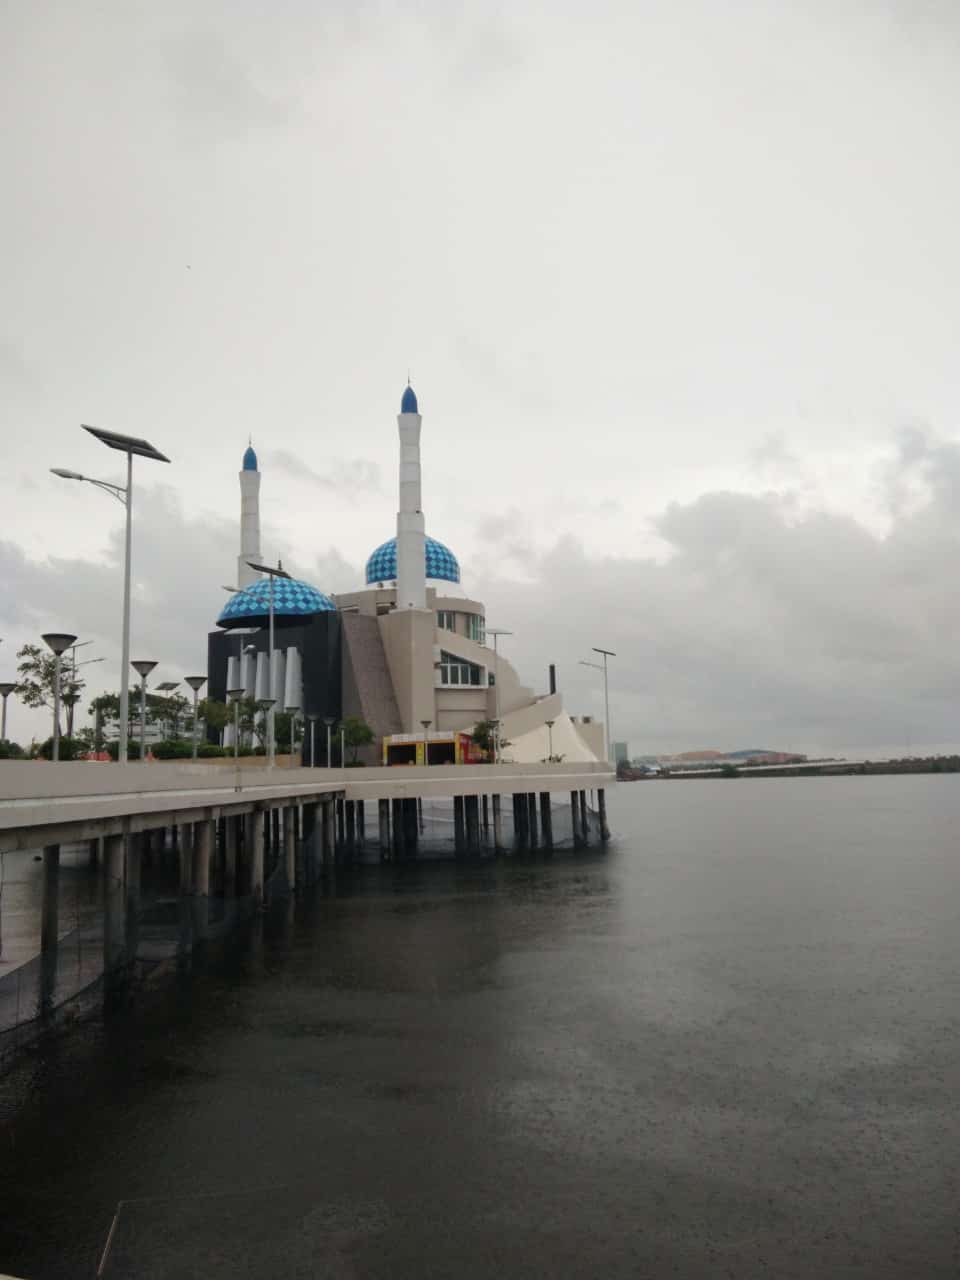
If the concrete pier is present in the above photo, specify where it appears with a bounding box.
[323,799,336,873]
[579,790,589,846]
[178,822,193,893]
[103,833,126,998]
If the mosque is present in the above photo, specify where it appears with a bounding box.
[206,386,605,765]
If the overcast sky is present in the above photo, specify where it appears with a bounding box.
[3,0,959,757]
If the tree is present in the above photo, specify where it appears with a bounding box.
[339,715,373,763]
[199,697,230,738]
[471,719,507,761]
[88,692,121,749]
[16,643,84,737]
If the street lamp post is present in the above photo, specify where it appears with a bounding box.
[184,676,207,759]
[0,682,16,742]
[579,647,616,762]
[131,660,157,761]
[308,715,318,767]
[420,719,432,767]
[52,426,169,764]
[245,559,291,769]
[487,628,512,763]
[545,719,555,762]
[340,726,346,768]
[41,634,77,761]
[324,717,335,768]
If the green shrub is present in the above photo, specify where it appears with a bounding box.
[197,743,226,758]
[106,740,142,761]
[37,736,85,761]
[152,740,192,760]
[0,740,24,759]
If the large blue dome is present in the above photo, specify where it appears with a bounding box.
[217,576,335,627]
[400,384,419,414]
[366,536,460,586]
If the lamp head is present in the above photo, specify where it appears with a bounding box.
[131,660,158,678]
[184,676,207,692]
[50,468,84,481]
[42,632,78,657]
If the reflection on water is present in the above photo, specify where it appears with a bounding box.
[1,778,959,1279]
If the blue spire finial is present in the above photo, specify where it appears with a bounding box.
[401,382,418,414]
[242,440,258,471]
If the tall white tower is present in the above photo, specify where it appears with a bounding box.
[396,384,426,610]
[237,441,262,589]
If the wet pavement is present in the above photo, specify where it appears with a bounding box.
[1,778,959,1278]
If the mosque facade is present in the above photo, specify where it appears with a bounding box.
[206,387,604,765]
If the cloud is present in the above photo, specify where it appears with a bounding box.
[267,450,382,496]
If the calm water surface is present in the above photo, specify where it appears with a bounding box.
[1,777,958,1278]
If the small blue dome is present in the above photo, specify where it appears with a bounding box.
[217,576,335,627]
[365,536,460,586]
[242,444,258,471]
[400,384,419,414]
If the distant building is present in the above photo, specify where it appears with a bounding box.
[613,741,629,764]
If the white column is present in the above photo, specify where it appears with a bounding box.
[396,407,426,611]
[237,467,262,589]
[284,646,302,711]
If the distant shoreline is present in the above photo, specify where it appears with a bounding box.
[619,756,960,780]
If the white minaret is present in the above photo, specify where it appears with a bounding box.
[396,383,426,610]
[237,441,262,589]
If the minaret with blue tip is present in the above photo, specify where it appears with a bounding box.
[238,441,262,589]
[396,382,426,610]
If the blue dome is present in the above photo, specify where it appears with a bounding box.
[400,384,419,414]
[217,576,335,627]
[242,444,258,471]
[366,536,460,586]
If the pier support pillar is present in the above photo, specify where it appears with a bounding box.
[103,833,127,1000]
[514,794,529,851]
[527,793,539,850]
[178,822,194,894]
[482,794,490,839]
[378,799,390,861]
[598,788,610,842]
[336,798,346,862]
[283,806,296,891]
[465,795,481,853]
[323,799,336,873]
[39,845,60,1018]
[193,820,212,897]
[392,798,404,860]
[345,801,356,863]
[402,798,419,858]
[300,803,317,886]
[454,796,466,857]
[492,794,504,854]
[539,793,553,850]
[88,837,100,869]
[579,790,590,846]
[571,791,583,848]
[357,799,366,852]
[125,833,143,972]
[250,809,265,906]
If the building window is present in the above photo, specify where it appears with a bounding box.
[437,610,456,632]
[466,613,485,645]
[438,650,483,687]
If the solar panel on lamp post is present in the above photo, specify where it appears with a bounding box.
[245,559,291,769]
[41,633,77,761]
[52,426,169,764]
[184,676,207,759]
[131,661,157,761]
